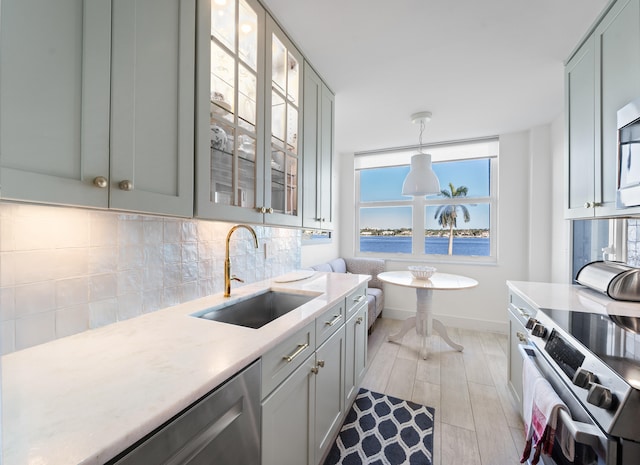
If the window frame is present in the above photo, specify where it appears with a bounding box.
[354,153,498,265]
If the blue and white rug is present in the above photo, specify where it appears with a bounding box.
[324,388,435,465]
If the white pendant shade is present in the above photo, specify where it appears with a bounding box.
[402,153,441,196]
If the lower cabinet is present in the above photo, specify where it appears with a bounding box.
[344,302,368,405]
[507,292,534,416]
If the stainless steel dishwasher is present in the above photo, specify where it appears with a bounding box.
[107,359,261,465]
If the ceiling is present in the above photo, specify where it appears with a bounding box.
[261,0,610,155]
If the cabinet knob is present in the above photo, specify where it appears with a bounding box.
[356,316,364,324]
[119,180,134,191]
[93,176,108,188]
[317,360,325,368]
[259,206,266,213]
[311,366,319,374]
[584,202,593,209]
[516,331,527,343]
[267,207,274,214]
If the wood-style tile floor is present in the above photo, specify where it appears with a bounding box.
[361,318,525,465]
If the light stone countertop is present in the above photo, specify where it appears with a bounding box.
[507,280,640,317]
[2,271,369,465]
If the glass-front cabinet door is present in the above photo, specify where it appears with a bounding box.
[265,16,303,227]
[196,0,266,223]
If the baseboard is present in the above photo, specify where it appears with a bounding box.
[381,307,508,334]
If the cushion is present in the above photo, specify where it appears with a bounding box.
[310,263,333,272]
[367,287,384,317]
[328,258,347,273]
[344,258,385,289]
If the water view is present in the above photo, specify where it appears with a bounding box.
[360,235,490,256]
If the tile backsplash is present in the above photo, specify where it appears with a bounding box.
[0,202,301,354]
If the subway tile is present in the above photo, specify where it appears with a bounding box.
[182,262,198,283]
[163,286,181,307]
[181,281,199,302]
[52,248,89,280]
[181,221,198,242]
[89,273,117,301]
[53,212,90,248]
[118,218,143,245]
[143,290,163,314]
[117,292,143,321]
[13,217,58,250]
[89,247,118,274]
[55,304,90,338]
[143,265,164,291]
[90,213,118,247]
[0,216,14,252]
[55,277,89,308]
[89,299,118,328]
[1,319,15,355]
[163,220,181,243]
[118,245,144,271]
[15,282,56,317]
[117,269,143,294]
[0,287,15,321]
[143,220,163,245]
[12,250,56,285]
[163,243,182,264]
[144,245,164,267]
[182,242,198,263]
[0,252,15,287]
[15,311,56,350]
[164,263,182,288]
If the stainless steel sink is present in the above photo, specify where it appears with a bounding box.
[195,291,316,329]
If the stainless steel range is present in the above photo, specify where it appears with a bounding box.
[509,283,640,465]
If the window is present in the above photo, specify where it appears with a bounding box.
[355,139,498,263]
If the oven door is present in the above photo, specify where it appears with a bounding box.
[519,345,617,465]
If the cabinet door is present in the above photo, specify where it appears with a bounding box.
[302,62,322,230]
[195,0,266,223]
[565,35,596,219]
[265,16,303,227]
[345,303,368,405]
[318,82,335,230]
[0,0,111,207]
[110,0,195,217]
[262,356,315,465]
[507,308,527,414]
[594,0,640,217]
[314,327,345,463]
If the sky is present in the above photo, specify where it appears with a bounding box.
[359,159,491,230]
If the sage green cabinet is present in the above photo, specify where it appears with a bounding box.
[303,62,334,231]
[0,0,195,217]
[345,302,368,405]
[0,0,111,207]
[565,0,640,218]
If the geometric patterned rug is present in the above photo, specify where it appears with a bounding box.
[323,388,435,465]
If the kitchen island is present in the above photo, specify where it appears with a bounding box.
[2,271,369,465]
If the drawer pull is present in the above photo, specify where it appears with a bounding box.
[325,314,343,327]
[517,307,531,318]
[356,316,364,325]
[317,360,325,368]
[517,331,528,343]
[283,343,309,363]
[353,295,366,303]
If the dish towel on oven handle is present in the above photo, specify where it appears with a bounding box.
[520,356,575,464]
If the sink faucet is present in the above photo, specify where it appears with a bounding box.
[224,224,259,297]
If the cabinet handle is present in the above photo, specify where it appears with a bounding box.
[311,366,319,374]
[353,295,366,303]
[356,316,364,325]
[93,176,108,188]
[584,201,601,209]
[317,360,325,368]
[283,343,309,363]
[517,307,530,318]
[517,331,528,343]
[119,180,134,191]
[325,314,342,327]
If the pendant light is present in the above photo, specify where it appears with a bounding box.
[402,111,441,196]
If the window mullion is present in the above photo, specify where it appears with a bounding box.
[413,198,425,255]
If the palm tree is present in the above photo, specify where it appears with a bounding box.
[434,182,471,255]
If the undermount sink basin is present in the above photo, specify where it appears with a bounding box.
[195,290,317,329]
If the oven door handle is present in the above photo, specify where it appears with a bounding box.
[519,345,606,448]
[557,408,603,448]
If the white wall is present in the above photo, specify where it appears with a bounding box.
[550,114,572,283]
[333,128,556,333]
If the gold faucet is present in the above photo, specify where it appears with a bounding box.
[224,224,259,297]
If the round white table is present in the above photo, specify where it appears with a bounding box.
[378,271,478,359]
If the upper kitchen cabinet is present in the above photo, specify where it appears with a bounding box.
[303,63,334,231]
[0,0,195,217]
[565,0,640,218]
[109,0,195,217]
[195,2,303,227]
[0,0,111,208]
[195,0,267,224]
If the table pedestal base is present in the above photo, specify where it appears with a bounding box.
[387,288,464,359]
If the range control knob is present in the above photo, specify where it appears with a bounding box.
[587,383,614,409]
[525,318,538,330]
[531,323,547,338]
[572,368,598,389]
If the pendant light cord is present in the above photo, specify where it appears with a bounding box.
[418,119,425,153]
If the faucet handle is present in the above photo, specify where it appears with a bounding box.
[231,275,244,283]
